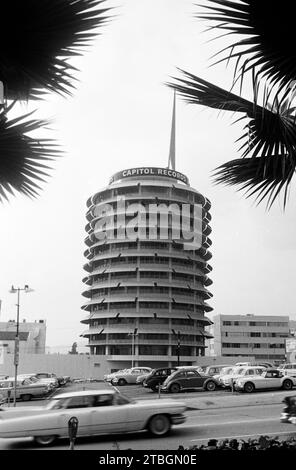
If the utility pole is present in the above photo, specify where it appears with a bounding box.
[9,285,33,406]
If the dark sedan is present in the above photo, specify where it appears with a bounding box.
[143,367,177,392]
[161,367,218,393]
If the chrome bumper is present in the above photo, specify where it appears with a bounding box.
[171,414,186,425]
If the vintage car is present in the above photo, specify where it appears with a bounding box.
[0,377,51,401]
[235,368,296,393]
[142,367,178,391]
[161,367,218,393]
[103,369,129,383]
[135,370,153,385]
[213,366,235,386]
[278,363,296,378]
[17,374,58,392]
[219,366,265,388]
[35,372,65,387]
[280,395,296,423]
[203,364,230,377]
[0,389,187,446]
[111,367,152,386]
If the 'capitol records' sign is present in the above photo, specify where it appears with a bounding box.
[109,167,189,185]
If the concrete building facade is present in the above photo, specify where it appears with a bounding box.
[81,167,213,369]
[207,314,289,362]
[0,319,46,355]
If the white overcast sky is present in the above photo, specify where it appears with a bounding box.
[0,0,296,351]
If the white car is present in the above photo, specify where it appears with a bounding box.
[279,363,296,378]
[111,367,152,386]
[213,366,235,385]
[235,368,296,393]
[0,389,187,446]
[220,366,265,388]
[103,369,129,383]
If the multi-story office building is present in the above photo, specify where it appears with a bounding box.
[207,314,289,362]
[0,319,46,354]
[81,167,213,368]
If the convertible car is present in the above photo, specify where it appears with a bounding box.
[0,389,186,446]
[234,369,296,393]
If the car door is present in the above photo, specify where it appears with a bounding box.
[56,395,96,437]
[130,369,141,384]
[184,370,204,389]
[259,370,281,389]
[90,393,129,434]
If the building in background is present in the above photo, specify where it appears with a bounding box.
[206,314,289,362]
[81,166,213,369]
[0,319,46,354]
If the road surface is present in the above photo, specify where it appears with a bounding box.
[0,401,295,450]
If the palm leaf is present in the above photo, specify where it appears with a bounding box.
[199,0,296,91]
[214,156,295,209]
[168,70,296,207]
[0,104,61,202]
[0,0,112,100]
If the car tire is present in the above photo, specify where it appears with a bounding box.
[34,435,56,446]
[21,394,32,401]
[148,414,171,437]
[169,383,180,393]
[204,380,216,391]
[282,379,293,390]
[117,378,127,386]
[243,382,255,393]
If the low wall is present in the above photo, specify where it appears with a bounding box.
[0,352,256,380]
[0,352,111,379]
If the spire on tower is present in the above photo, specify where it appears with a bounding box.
[168,90,176,170]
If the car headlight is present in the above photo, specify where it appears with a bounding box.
[112,378,118,383]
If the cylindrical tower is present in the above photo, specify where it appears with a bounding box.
[81,167,213,369]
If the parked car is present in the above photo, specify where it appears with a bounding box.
[18,374,58,391]
[280,395,296,423]
[72,378,85,383]
[235,368,296,393]
[36,372,66,387]
[143,367,178,392]
[111,367,152,386]
[136,370,153,385]
[0,389,187,445]
[203,365,230,377]
[278,363,296,378]
[213,366,235,386]
[0,377,51,401]
[161,367,218,393]
[103,369,129,383]
[220,366,265,388]
[235,362,273,368]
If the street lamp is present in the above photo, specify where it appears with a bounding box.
[9,285,34,406]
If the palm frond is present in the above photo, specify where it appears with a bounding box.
[0,0,112,100]
[214,155,295,209]
[0,104,61,202]
[199,0,296,91]
[168,70,296,207]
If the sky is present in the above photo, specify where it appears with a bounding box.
[0,0,296,352]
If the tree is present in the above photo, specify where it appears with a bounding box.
[169,0,296,208]
[0,0,111,202]
[69,342,78,354]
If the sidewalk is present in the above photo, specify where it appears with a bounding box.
[164,390,296,410]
